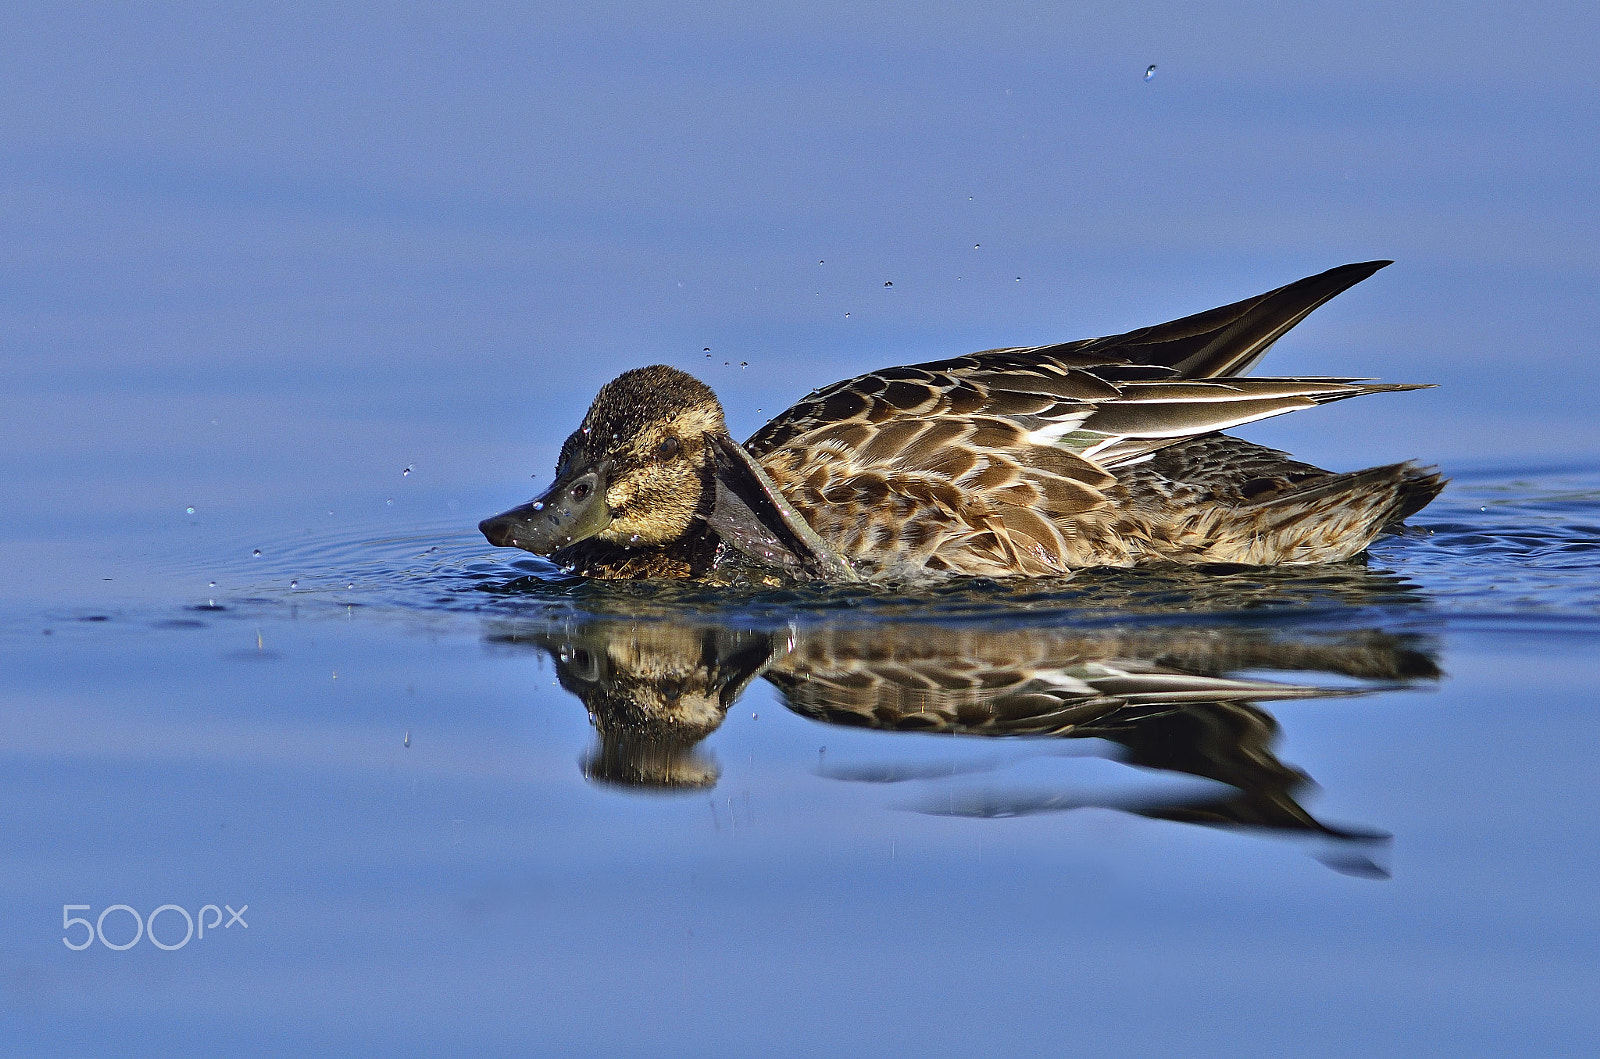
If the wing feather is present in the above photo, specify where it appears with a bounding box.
[742,262,1425,574]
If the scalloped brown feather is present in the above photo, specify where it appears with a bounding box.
[515,262,1443,579]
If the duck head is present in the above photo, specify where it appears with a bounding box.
[479,365,859,580]
[480,365,723,555]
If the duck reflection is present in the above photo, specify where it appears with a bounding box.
[540,624,773,790]
[490,619,1438,872]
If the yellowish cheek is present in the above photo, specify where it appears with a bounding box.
[602,514,645,544]
[601,476,701,546]
[594,488,655,545]
[605,480,636,513]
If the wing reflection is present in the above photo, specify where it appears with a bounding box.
[486,619,1438,870]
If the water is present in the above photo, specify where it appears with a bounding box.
[4,3,1599,1056]
[3,464,1597,1054]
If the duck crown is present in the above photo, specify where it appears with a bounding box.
[574,365,726,460]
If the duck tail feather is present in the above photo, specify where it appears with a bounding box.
[1189,461,1446,564]
[1255,461,1444,520]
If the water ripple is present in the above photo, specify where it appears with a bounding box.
[194,468,1600,634]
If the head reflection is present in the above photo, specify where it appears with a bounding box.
[511,624,772,791]
[488,618,1439,873]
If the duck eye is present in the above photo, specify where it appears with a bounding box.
[656,436,681,460]
[570,482,591,501]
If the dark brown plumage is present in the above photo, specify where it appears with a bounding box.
[480,261,1445,580]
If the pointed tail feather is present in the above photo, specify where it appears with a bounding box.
[1260,461,1445,526]
[1084,261,1393,380]
[1197,462,1446,564]
[1382,464,1448,524]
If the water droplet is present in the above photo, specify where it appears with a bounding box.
[346,582,354,590]
[207,598,215,607]
[402,465,413,476]
[1144,64,1157,81]
[386,498,394,506]
[752,712,758,720]
[531,501,544,511]
[819,260,825,264]
[740,361,748,367]
[883,281,893,287]
[703,347,711,352]
[1015,276,1021,282]
[185,506,195,515]
[844,312,850,318]
[252,549,260,557]
[973,244,980,249]
[404,730,411,748]
[290,580,298,588]
[581,426,591,435]
[209,581,217,588]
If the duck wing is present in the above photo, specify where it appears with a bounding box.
[749,259,1412,462]
[746,359,1426,475]
[743,262,1425,574]
[1043,259,1392,380]
[1041,375,1429,467]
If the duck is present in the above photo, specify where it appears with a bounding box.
[479,260,1445,582]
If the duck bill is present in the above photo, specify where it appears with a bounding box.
[479,466,613,555]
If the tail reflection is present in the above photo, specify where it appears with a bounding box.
[488,620,1439,870]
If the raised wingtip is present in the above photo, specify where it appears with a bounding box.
[1137,259,1398,380]
[1326,260,1393,283]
